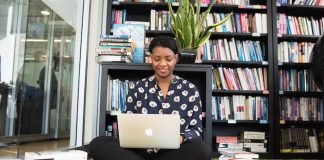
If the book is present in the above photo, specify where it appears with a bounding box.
[219,149,259,159]
[113,24,145,63]
[219,154,253,160]
[217,136,238,143]
[96,55,132,63]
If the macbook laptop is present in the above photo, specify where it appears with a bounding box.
[117,113,180,149]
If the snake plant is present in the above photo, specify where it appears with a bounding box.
[168,0,232,49]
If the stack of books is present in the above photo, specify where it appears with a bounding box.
[241,131,267,153]
[219,149,259,160]
[216,136,243,152]
[96,35,134,63]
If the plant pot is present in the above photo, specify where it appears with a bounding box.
[178,49,197,64]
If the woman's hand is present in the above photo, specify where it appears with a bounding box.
[179,135,184,144]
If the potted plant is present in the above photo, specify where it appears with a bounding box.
[168,0,232,63]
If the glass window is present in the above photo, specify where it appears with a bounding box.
[0,0,85,158]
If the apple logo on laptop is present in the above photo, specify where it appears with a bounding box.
[145,128,153,136]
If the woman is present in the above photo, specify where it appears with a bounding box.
[89,36,212,160]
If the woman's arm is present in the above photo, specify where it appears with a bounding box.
[181,84,203,141]
[124,81,137,113]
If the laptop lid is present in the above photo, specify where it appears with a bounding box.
[117,113,180,149]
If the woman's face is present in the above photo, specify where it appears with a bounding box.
[150,46,178,79]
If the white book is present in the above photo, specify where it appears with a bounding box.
[257,68,265,91]
[96,55,132,63]
[246,96,253,120]
[224,39,232,60]
[150,9,156,30]
[233,96,240,120]
[219,149,259,159]
[224,96,231,119]
[243,142,266,148]
[158,11,162,31]
[254,13,263,33]
[218,39,227,60]
[261,14,267,33]
[206,40,212,60]
[225,13,233,32]
[229,38,239,61]
[306,17,313,35]
[248,147,267,153]
[252,68,261,90]
[207,14,214,32]
[218,66,228,90]
[212,96,216,119]
[220,97,226,120]
[283,41,289,62]
[277,42,282,62]
[242,131,265,140]
[237,68,249,90]
[242,41,250,61]
[240,96,246,120]
[106,75,112,111]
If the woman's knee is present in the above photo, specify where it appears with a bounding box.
[89,136,118,150]
[184,139,212,159]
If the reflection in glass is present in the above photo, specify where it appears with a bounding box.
[0,0,77,158]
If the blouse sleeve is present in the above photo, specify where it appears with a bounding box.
[182,84,203,140]
[124,81,137,113]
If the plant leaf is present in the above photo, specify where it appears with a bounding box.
[205,12,233,33]
[195,31,211,48]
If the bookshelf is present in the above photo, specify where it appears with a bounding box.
[199,0,274,158]
[102,0,324,159]
[98,63,212,149]
[273,0,324,158]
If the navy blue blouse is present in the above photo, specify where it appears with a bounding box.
[124,75,203,140]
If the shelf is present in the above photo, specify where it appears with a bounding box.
[212,90,269,96]
[210,32,268,40]
[279,91,323,97]
[144,31,268,39]
[112,2,267,12]
[204,60,268,67]
[145,30,173,37]
[278,152,324,159]
[112,2,169,10]
[212,120,268,124]
[277,4,324,16]
[277,34,320,41]
[278,62,311,69]
[279,120,324,127]
[213,151,271,159]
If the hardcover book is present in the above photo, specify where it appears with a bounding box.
[219,149,259,159]
[113,24,145,63]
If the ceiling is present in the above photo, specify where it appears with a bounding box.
[0,0,76,40]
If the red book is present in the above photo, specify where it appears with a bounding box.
[216,136,238,143]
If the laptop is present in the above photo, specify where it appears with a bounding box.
[117,113,180,149]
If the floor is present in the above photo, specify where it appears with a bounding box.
[0,138,69,159]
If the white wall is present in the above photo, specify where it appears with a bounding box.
[41,0,77,29]
[83,0,105,144]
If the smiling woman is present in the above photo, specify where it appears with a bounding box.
[89,36,212,160]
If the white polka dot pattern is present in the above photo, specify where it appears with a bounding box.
[124,75,202,141]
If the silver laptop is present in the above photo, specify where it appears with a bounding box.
[117,113,180,149]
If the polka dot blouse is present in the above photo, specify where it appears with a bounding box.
[124,75,203,141]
